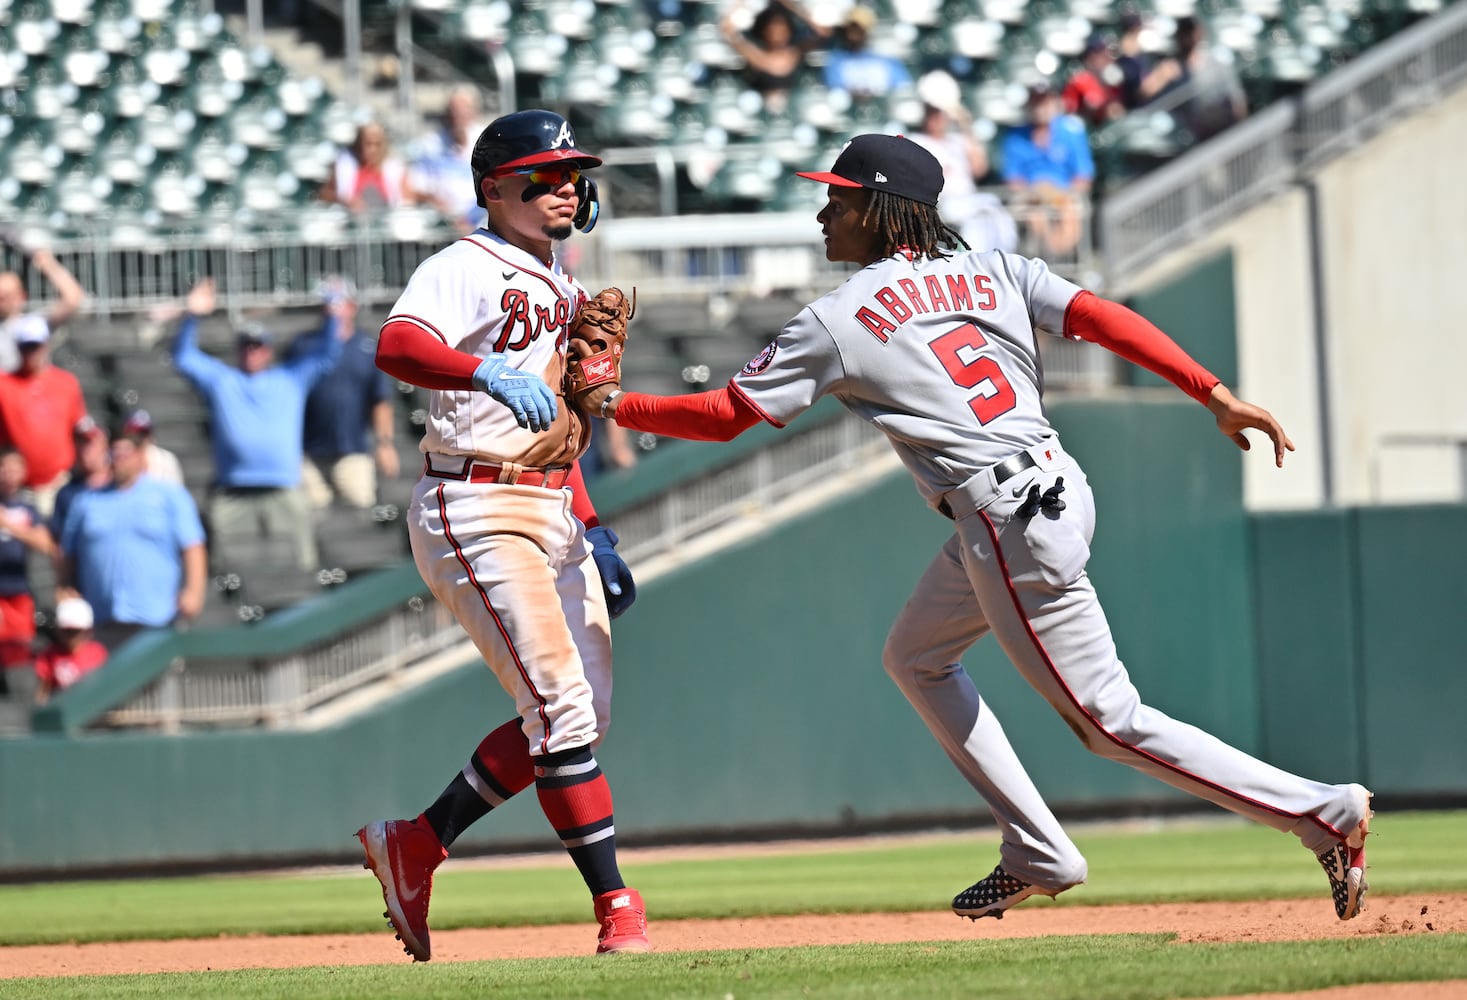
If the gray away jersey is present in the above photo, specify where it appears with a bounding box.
[730,249,1084,503]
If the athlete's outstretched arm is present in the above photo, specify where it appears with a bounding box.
[1064,290,1294,466]
[599,386,764,442]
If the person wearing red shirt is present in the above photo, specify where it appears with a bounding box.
[1062,34,1126,129]
[0,315,89,515]
[33,595,109,705]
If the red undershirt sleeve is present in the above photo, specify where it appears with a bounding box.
[566,461,600,528]
[613,387,764,442]
[376,319,481,390]
[1063,290,1221,406]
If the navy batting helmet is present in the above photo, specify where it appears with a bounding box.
[471,109,602,210]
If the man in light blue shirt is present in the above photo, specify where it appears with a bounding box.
[171,278,343,571]
[823,7,912,101]
[1000,84,1094,257]
[58,431,207,649]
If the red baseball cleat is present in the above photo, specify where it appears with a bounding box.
[356,817,448,961]
[593,887,651,954]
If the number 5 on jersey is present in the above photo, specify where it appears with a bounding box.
[928,322,1018,425]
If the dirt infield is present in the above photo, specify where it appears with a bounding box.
[3,892,1464,984]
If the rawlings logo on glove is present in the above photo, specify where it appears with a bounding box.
[565,286,634,405]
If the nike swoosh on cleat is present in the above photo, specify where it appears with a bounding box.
[399,882,421,903]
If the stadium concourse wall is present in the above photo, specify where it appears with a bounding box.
[2,386,1464,874]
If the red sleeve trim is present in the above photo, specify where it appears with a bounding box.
[614,386,763,441]
[726,380,786,429]
[1063,291,1220,406]
[566,461,599,528]
[376,318,480,390]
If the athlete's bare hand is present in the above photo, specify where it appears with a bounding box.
[1206,384,1295,467]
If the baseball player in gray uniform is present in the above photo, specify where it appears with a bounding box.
[583,134,1372,922]
[359,110,649,960]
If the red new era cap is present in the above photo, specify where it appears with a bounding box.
[797,133,944,207]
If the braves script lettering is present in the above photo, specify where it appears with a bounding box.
[496,289,575,352]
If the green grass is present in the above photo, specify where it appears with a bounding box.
[3,935,1466,1000]
[2,810,1463,946]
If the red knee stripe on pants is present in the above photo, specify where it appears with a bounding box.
[976,510,1351,843]
[436,483,554,754]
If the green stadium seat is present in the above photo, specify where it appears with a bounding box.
[607,80,675,142]
[188,123,248,184]
[97,123,154,187]
[105,56,163,119]
[9,2,61,58]
[236,152,300,214]
[4,125,63,187]
[226,95,288,150]
[147,152,205,217]
[60,26,112,88]
[53,97,107,156]
[138,96,197,152]
[93,0,142,54]
[54,161,112,217]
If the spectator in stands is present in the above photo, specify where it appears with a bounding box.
[1149,16,1248,142]
[409,87,489,233]
[0,227,86,374]
[50,419,112,539]
[57,428,207,650]
[579,418,639,481]
[1115,12,1166,111]
[33,595,108,705]
[1000,84,1094,257]
[118,409,184,486]
[170,278,341,572]
[0,448,55,700]
[720,0,830,114]
[909,72,1019,253]
[823,6,911,102]
[1063,34,1126,129]
[319,122,416,214]
[0,314,90,517]
[287,276,398,510]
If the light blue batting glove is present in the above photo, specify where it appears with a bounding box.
[472,353,558,432]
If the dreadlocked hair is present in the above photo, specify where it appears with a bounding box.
[864,190,969,261]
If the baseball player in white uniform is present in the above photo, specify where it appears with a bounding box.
[584,134,1372,922]
[357,110,649,960]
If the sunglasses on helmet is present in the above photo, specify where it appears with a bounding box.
[503,165,582,187]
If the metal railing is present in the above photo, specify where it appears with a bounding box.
[101,593,462,731]
[1101,2,1467,288]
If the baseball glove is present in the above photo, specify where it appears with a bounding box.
[565,286,634,403]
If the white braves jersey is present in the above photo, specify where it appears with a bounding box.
[386,229,589,468]
[731,249,1084,503]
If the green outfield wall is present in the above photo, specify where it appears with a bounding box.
[1,397,1463,874]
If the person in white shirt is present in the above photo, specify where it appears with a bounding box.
[119,409,184,486]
